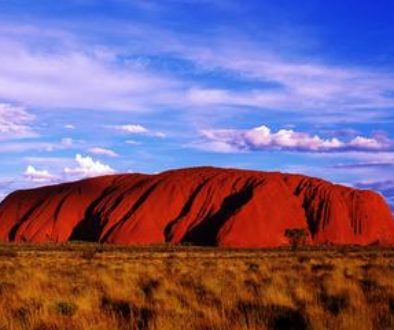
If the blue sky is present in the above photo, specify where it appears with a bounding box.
[0,0,394,210]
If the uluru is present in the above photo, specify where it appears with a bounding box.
[0,167,393,247]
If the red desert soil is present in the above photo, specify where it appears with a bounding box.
[0,167,393,247]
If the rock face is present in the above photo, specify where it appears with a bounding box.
[0,167,393,247]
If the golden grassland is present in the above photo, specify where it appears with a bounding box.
[1,244,394,330]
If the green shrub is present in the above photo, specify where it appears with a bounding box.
[54,301,78,317]
[284,228,308,251]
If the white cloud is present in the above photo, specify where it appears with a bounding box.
[348,136,387,150]
[88,147,119,157]
[191,140,241,153]
[61,137,74,147]
[198,125,392,153]
[154,131,167,138]
[125,140,141,145]
[23,165,57,183]
[112,124,166,138]
[0,103,36,140]
[327,152,394,169]
[0,141,56,153]
[19,154,116,189]
[64,154,115,178]
[114,124,149,134]
[64,124,75,129]
[0,137,82,153]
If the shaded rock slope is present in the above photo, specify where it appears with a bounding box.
[0,167,393,247]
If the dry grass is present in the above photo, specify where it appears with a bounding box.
[0,244,394,329]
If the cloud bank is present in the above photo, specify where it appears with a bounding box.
[23,165,58,183]
[112,124,166,138]
[88,147,119,157]
[23,154,115,185]
[0,103,36,140]
[199,125,392,153]
[64,154,115,177]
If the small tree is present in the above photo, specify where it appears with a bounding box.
[284,228,308,251]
